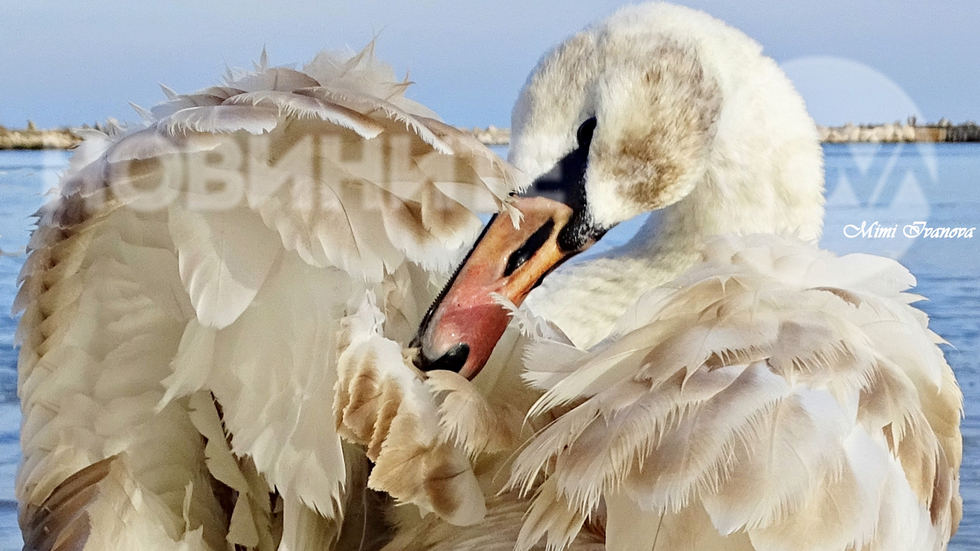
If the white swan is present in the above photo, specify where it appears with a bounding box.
[409,3,963,551]
[15,3,962,551]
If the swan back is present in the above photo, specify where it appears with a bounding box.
[514,234,962,551]
[16,46,519,550]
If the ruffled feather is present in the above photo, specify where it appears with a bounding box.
[16,44,522,551]
[511,235,962,551]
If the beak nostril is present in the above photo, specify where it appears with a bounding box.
[504,219,555,277]
[418,343,470,374]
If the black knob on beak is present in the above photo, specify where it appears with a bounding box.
[415,343,470,373]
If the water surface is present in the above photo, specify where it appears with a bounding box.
[0,145,977,549]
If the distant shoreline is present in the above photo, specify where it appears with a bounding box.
[818,119,980,144]
[470,120,980,146]
[2,120,978,150]
[0,125,80,150]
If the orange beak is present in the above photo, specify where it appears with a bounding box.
[413,196,590,379]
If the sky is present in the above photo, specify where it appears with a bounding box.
[1,0,977,130]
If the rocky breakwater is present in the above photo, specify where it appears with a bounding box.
[0,122,81,149]
[467,125,510,146]
[818,118,980,143]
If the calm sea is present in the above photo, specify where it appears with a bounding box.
[0,144,977,549]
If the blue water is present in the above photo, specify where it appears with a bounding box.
[0,149,72,550]
[0,145,977,549]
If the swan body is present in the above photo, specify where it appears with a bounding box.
[16,3,962,551]
[510,234,962,551]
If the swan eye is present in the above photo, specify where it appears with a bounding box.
[577,117,597,149]
[504,219,555,277]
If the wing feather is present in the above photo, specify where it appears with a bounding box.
[168,207,282,329]
[160,105,280,135]
[226,90,384,138]
[18,43,522,548]
[512,234,962,551]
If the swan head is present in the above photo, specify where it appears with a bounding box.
[510,27,722,240]
[414,3,824,378]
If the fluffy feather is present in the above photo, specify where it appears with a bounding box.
[335,295,487,526]
[512,235,962,551]
[16,44,519,551]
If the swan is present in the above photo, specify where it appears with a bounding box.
[15,3,962,551]
[406,3,963,551]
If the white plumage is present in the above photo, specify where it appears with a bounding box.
[386,3,961,551]
[513,235,960,551]
[16,44,520,551]
[16,3,962,551]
